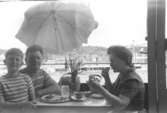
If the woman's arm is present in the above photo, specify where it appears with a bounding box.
[87,80,130,111]
[101,68,113,91]
[99,85,130,110]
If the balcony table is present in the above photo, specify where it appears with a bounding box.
[0,97,112,113]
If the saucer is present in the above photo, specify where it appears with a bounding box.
[70,95,87,102]
[89,93,104,99]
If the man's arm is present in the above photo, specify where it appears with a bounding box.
[0,95,5,103]
[37,82,61,96]
[0,83,5,103]
[0,101,36,111]
[25,76,36,101]
[37,72,61,97]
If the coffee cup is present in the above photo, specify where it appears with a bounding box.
[89,74,102,83]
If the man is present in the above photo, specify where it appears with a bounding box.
[20,45,61,97]
[88,46,145,113]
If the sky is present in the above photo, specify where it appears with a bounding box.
[0,0,147,52]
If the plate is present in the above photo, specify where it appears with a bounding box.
[89,93,104,99]
[40,94,70,103]
[70,95,87,102]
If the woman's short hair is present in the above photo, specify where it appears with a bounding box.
[25,45,44,56]
[5,48,23,59]
[107,45,133,67]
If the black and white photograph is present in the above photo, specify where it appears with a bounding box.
[0,0,163,113]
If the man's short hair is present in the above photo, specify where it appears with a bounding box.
[5,48,24,59]
[26,45,44,56]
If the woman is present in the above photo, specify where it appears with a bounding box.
[88,46,145,113]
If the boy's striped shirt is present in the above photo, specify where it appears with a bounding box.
[0,74,34,103]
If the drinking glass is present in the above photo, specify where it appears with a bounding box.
[61,85,70,98]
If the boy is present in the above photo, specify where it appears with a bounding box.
[0,48,35,103]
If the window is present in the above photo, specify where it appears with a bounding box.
[0,0,147,83]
